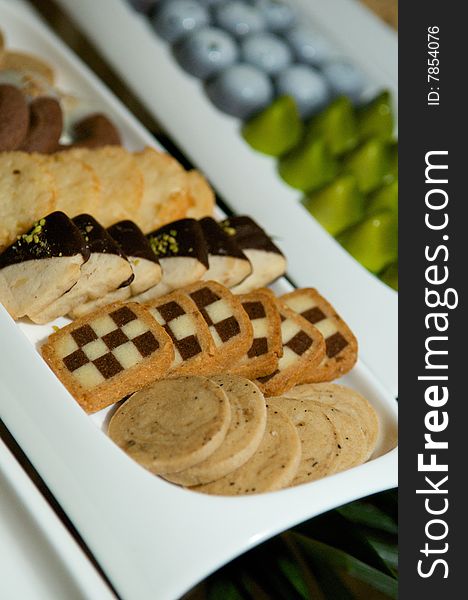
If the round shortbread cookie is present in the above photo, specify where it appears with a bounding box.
[285,383,379,460]
[267,396,339,485]
[108,376,231,474]
[0,51,55,84]
[36,152,100,218]
[164,375,267,486]
[0,152,55,250]
[66,147,143,226]
[192,405,301,496]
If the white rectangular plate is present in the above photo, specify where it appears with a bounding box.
[54,0,398,396]
[0,3,397,599]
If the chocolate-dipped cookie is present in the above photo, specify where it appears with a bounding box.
[0,211,89,320]
[220,216,287,293]
[108,220,162,296]
[199,217,252,288]
[134,218,209,302]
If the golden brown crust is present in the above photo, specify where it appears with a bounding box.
[255,299,325,397]
[230,289,282,379]
[41,301,173,413]
[281,288,358,383]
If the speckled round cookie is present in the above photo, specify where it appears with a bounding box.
[164,375,267,486]
[266,396,339,485]
[192,405,301,496]
[284,383,379,461]
[108,376,231,474]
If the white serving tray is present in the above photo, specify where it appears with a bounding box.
[0,438,116,600]
[0,2,397,599]
[54,0,398,396]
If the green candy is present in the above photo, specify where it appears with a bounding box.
[380,262,398,291]
[357,90,394,141]
[242,96,303,157]
[278,137,338,192]
[306,96,358,157]
[342,138,392,194]
[303,175,365,236]
[337,210,398,274]
[367,180,398,215]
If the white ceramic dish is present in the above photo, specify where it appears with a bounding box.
[0,438,116,600]
[54,0,398,396]
[0,3,397,599]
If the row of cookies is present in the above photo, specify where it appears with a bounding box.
[0,147,214,251]
[0,210,286,324]
[40,279,357,413]
[108,375,378,496]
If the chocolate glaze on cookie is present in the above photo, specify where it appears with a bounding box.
[199,217,248,259]
[147,218,209,267]
[73,214,134,288]
[220,216,283,255]
[108,220,160,264]
[0,211,89,268]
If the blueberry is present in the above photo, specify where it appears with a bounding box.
[206,63,274,119]
[322,60,366,103]
[127,0,159,14]
[152,0,210,43]
[275,64,330,117]
[214,1,266,38]
[241,32,292,75]
[251,0,297,32]
[285,26,334,67]
[175,27,239,79]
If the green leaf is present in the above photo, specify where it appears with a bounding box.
[337,502,397,534]
[291,533,398,599]
[206,575,245,600]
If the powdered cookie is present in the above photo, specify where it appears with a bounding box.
[42,302,173,413]
[192,405,301,495]
[281,288,357,382]
[67,147,143,226]
[285,383,379,461]
[108,376,231,474]
[0,152,56,250]
[184,280,253,367]
[231,289,282,379]
[255,300,325,397]
[267,396,339,484]
[186,170,215,219]
[147,291,217,375]
[133,148,190,233]
[165,375,267,486]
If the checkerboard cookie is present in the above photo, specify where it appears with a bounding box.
[281,288,358,382]
[108,376,231,474]
[42,302,173,413]
[231,289,282,379]
[183,280,253,368]
[146,291,217,375]
[255,300,325,397]
[192,405,301,495]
